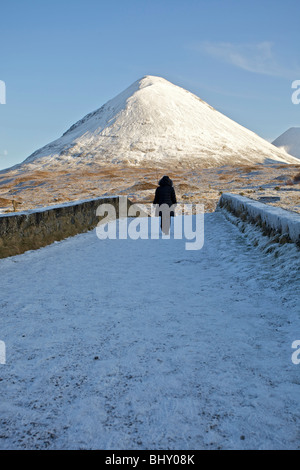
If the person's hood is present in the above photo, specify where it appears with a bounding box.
[158,175,173,187]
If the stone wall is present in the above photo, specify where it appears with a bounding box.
[0,196,132,258]
[217,193,300,246]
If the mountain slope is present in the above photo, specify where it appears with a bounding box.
[272,127,300,159]
[19,76,299,169]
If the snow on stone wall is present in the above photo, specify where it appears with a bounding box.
[0,196,132,258]
[217,193,300,245]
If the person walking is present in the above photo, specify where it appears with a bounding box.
[153,175,177,234]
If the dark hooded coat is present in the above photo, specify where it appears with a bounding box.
[153,176,177,216]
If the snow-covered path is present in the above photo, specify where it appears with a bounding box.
[0,212,299,450]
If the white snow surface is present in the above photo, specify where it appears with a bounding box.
[19,76,298,169]
[219,193,300,243]
[272,127,300,159]
[0,212,299,450]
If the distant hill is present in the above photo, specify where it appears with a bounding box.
[272,127,300,159]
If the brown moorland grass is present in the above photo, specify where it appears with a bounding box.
[0,162,299,214]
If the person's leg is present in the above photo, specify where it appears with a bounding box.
[162,214,170,235]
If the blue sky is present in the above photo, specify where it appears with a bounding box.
[0,0,299,170]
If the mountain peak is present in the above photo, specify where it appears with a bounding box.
[20,76,299,169]
[139,75,172,84]
[139,74,166,82]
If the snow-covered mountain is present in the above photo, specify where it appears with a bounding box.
[272,127,300,160]
[20,76,299,169]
